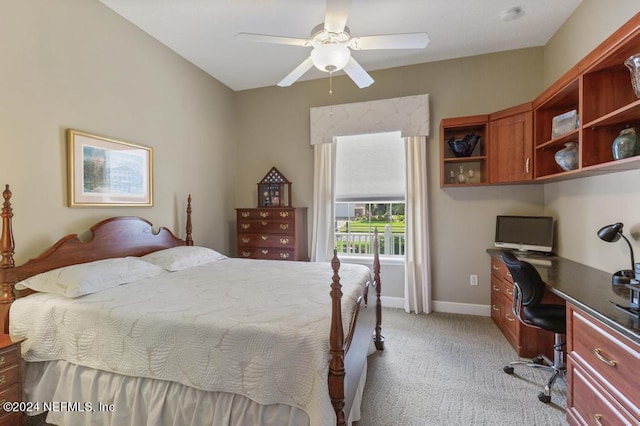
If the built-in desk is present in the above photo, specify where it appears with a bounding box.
[487,248,639,343]
[487,249,640,425]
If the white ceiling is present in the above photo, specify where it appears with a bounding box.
[99,0,583,91]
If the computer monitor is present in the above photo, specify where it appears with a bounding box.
[494,215,554,253]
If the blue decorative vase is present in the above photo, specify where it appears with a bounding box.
[612,128,638,160]
[447,134,480,157]
[554,142,578,171]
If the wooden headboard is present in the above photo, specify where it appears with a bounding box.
[0,184,193,333]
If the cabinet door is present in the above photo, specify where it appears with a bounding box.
[489,108,533,183]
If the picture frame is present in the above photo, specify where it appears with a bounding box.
[67,129,153,207]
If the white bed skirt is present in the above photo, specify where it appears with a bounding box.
[22,360,367,426]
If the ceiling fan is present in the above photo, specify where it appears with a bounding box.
[236,0,429,89]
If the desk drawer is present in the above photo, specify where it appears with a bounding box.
[570,308,640,417]
[491,258,512,282]
[568,360,636,425]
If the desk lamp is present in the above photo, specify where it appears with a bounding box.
[597,222,635,285]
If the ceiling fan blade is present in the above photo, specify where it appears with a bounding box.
[324,0,352,33]
[343,57,374,88]
[236,32,310,47]
[277,56,314,87]
[350,33,430,50]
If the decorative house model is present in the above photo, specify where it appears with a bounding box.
[257,167,292,207]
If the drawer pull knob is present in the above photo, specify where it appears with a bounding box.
[492,285,500,291]
[280,224,289,230]
[505,288,513,296]
[0,356,5,366]
[280,253,290,259]
[261,236,269,241]
[594,414,603,426]
[505,314,515,322]
[241,224,251,229]
[593,348,616,367]
[280,238,289,245]
[241,212,250,218]
[279,212,289,218]
[259,212,270,218]
[491,305,500,312]
[261,221,268,226]
[506,272,512,278]
[0,376,5,385]
[241,238,250,244]
[492,265,500,270]
[242,251,251,257]
[262,250,269,254]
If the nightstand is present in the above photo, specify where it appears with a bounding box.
[0,335,23,426]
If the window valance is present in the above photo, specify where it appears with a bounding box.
[309,94,429,145]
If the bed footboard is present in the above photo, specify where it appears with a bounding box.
[328,229,383,425]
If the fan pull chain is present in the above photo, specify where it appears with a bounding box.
[329,71,333,116]
[329,70,333,95]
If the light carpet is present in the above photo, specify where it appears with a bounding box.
[355,308,567,426]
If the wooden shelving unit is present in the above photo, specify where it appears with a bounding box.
[440,115,488,187]
[535,14,640,182]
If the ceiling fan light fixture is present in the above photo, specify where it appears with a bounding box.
[311,43,351,72]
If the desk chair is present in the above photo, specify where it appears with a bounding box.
[501,252,566,403]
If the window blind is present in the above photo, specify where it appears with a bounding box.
[335,131,406,202]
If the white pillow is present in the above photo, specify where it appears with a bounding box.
[141,246,227,271]
[15,257,166,298]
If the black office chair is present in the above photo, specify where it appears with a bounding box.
[501,251,566,403]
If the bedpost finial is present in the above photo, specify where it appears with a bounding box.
[3,185,10,201]
[185,193,193,246]
[331,249,340,272]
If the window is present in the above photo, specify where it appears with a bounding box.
[334,132,406,257]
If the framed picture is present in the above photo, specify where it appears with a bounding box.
[67,129,153,206]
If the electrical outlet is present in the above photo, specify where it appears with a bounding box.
[470,274,479,286]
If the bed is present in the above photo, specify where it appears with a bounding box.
[0,185,384,426]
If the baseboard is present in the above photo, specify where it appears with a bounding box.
[380,296,404,309]
[432,300,491,317]
[378,297,490,316]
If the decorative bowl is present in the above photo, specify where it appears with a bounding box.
[447,134,480,157]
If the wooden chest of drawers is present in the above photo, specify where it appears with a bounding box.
[236,207,308,261]
[566,304,639,425]
[0,336,23,426]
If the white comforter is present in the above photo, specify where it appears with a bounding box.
[10,258,372,426]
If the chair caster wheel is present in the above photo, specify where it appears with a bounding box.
[538,392,551,403]
[503,365,514,374]
[532,355,544,365]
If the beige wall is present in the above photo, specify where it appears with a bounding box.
[543,0,640,87]
[1,0,237,264]
[542,1,640,272]
[236,50,547,304]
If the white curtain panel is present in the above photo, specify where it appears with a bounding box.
[310,142,336,262]
[404,136,432,314]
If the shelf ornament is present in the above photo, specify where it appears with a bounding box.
[257,167,292,208]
